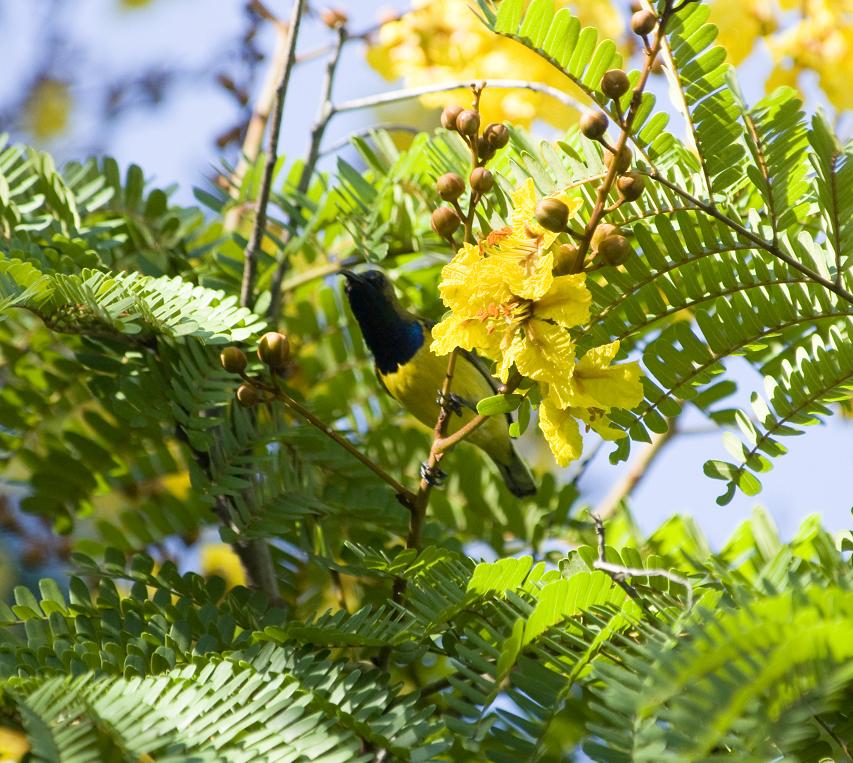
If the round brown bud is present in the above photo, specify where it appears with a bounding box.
[436,172,465,201]
[469,167,495,194]
[431,206,461,238]
[605,145,633,174]
[631,9,657,35]
[319,7,348,28]
[440,105,464,131]
[257,332,291,368]
[455,109,481,136]
[579,111,609,140]
[553,244,584,276]
[617,172,646,201]
[598,234,633,266]
[477,136,496,162]
[591,223,621,250]
[534,198,570,232]
[220,346,248,375]
[236,383,260,407]
[601,69,631,100]
[483,122,510,149]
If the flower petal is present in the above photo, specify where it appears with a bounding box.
[539,397,583,467]
[430,313,502,359]
[565,341,644,410]
[533,273,591,328]
[438,242,483,311]
[509,318,576,391]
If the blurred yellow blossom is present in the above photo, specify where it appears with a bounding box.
[709,0,852,110]
[366,0,624,128]
[23,79,71,140]
[0,727,29,762]
[201,543,246,589]
[766,0,853,110]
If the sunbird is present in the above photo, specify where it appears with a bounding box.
[342,269,536,497]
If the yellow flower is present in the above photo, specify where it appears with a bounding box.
[432,178,590,392]
[538,342,643,466]
[431,245,591,392]
[201,543,246,590]
[366,0,624,128]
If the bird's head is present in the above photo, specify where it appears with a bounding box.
[340,268,423,372]
[341,268,409,324]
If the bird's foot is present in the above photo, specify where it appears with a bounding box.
[435,391,474,416]
[420,462,447,487]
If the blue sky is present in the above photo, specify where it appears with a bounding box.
[2,0,849,547]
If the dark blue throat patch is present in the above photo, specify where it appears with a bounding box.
[345,285,424,374]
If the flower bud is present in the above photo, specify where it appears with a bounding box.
[236,383,260,407]
[220,346,248,374]
[319,7,348,28]
[431,206,461,238]
[469,167,494,194]
[534,198,569,232]
[630,10,657,35]
[455,109,481,136]
[605,145,633,174]
[601,69,630,100]
[553,244,584,276]
[257,332,291,368]
[477,136,496,162]
[591,223,621,250]
[617,172,646,201]
[598,234,633,266]
[436,172,465,201]
[579,111,609,140]
[440,105,463,131]
[483,122,510,149]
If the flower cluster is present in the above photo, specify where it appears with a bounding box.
[710,0,851,110]
[431,180,644,466]
[366,0,623,128]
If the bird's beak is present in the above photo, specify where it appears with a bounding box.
[340,268,365,288]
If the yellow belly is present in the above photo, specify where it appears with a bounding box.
[379,341,513,465]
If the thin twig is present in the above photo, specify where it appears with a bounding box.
[576,1,675,262]
[593,415,678,520]
[643,170,853,305]
[240,0,307,307]
[332,78,585,116]
[268,23,347,319]
[268,385,415,505]
[591,513,694,610]
[224,19,291,233]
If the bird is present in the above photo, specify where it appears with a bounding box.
[341,268,536,497]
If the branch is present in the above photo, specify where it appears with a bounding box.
[268,24,347,319]
[268,385,415,505]
[576,2,675,262]
[591,513,694,610]
[239,0,307,307]
[331,78,584,116]
[643,170,853,305]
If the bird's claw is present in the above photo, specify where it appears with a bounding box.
[420,462,447,487]
[435,391,473,416]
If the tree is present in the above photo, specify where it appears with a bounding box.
[0,0,850,760]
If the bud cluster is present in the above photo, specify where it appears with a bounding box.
[432,96,511,243]
[220,331,293,407]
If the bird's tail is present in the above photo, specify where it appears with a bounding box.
[494,448,537,498]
